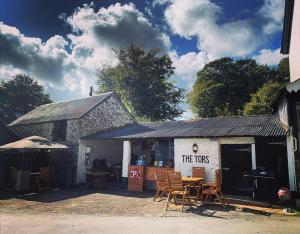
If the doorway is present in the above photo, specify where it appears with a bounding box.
[221,144,252,196]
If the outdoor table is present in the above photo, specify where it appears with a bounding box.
[182,177,204,201]
[182,177,203,183]
[86,170,111,189]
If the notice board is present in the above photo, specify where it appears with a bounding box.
[128,165,144,191]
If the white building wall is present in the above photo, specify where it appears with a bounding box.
[174,138,220,183]
[122,141,132,178]
[289,0,300,82]
[277,97,289,126]
[286,135,297,191]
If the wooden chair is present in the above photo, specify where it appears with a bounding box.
[202,169,225,207]
[166,171,190,212]
[153,169,168,201]
[34,167,51,191]
[192,167,205,178]
[192,167,205,199]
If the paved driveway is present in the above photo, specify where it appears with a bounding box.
[1,212,299,234]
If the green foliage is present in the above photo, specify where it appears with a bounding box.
[96,44,184,121]
[188,57,271,117]
[0,74,52,114]
[243,58,290,115]
[275,57,290,83]
[243,82,284,116]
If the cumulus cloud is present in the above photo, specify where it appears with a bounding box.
[164,0,284,60]
[170,51,208,90]
[0,1,286,118]
[253,48,286,66]
[259,0,285,35]
[0,23,72,83]
[152,0,171,8]
[66,3,170,52]
[0,3,170,101]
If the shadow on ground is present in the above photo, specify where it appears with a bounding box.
[0,183,274,218]
[0,182,154,203]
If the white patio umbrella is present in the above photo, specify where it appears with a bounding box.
[0,136,69,175]
[0,136,68,151]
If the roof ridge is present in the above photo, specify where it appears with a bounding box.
[198,114,273,120]
[37,92,114,108]
[8,92,115,126]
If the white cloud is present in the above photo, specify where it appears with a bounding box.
[253,48,286,66]
[0,22,74,86]
[66,3,170,52]
[0,3,170,102]
[170,51,209,90]
[165,0,263,59]
[259,0,285,35]
[152,0,172,8]
[164,0,284,60]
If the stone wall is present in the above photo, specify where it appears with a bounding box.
[9,94,135,185]
[9,122,55,140]
[66,94,135,144]
[10,94,134,145]
[80,94,135,137]
[66,119,81,145]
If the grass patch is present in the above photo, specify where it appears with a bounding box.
[292,208,300,216]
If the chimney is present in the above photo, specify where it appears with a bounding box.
[89,86,93,96]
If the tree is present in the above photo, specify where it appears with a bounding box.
[188,57,271,118]
[243,82,284,115]
[274,57,290,83]
[243,58,290,115]
[0,74,52,114]
[96,44,184,121]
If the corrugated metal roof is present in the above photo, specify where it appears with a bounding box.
[9,92,114,126]
[85,115,288,139]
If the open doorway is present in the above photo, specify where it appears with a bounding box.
[221,144,252,196]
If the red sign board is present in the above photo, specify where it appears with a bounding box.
[128,165,144,191]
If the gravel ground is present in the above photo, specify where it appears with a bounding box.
[0,184,293,218]
[1,213,300,234]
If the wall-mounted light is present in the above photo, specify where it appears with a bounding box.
[85,146,91,154]
[85,146,92,166]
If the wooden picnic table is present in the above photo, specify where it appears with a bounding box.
[86,170,111,189]
[182,177,204,182]
[182,177,204,201]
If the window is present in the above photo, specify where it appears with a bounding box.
[53,120,67,141]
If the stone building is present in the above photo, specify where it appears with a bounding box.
[8,92,136,183]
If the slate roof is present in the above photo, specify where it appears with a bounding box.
[85,115,288,140]
[9,92,114,126]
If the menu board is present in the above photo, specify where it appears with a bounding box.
[128,165,144,191]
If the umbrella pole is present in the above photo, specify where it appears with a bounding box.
[16,152,18,170]
[22,149,25,171]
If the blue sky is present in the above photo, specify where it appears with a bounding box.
[0,0,286,119]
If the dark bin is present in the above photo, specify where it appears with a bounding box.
[252,170,277,202]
